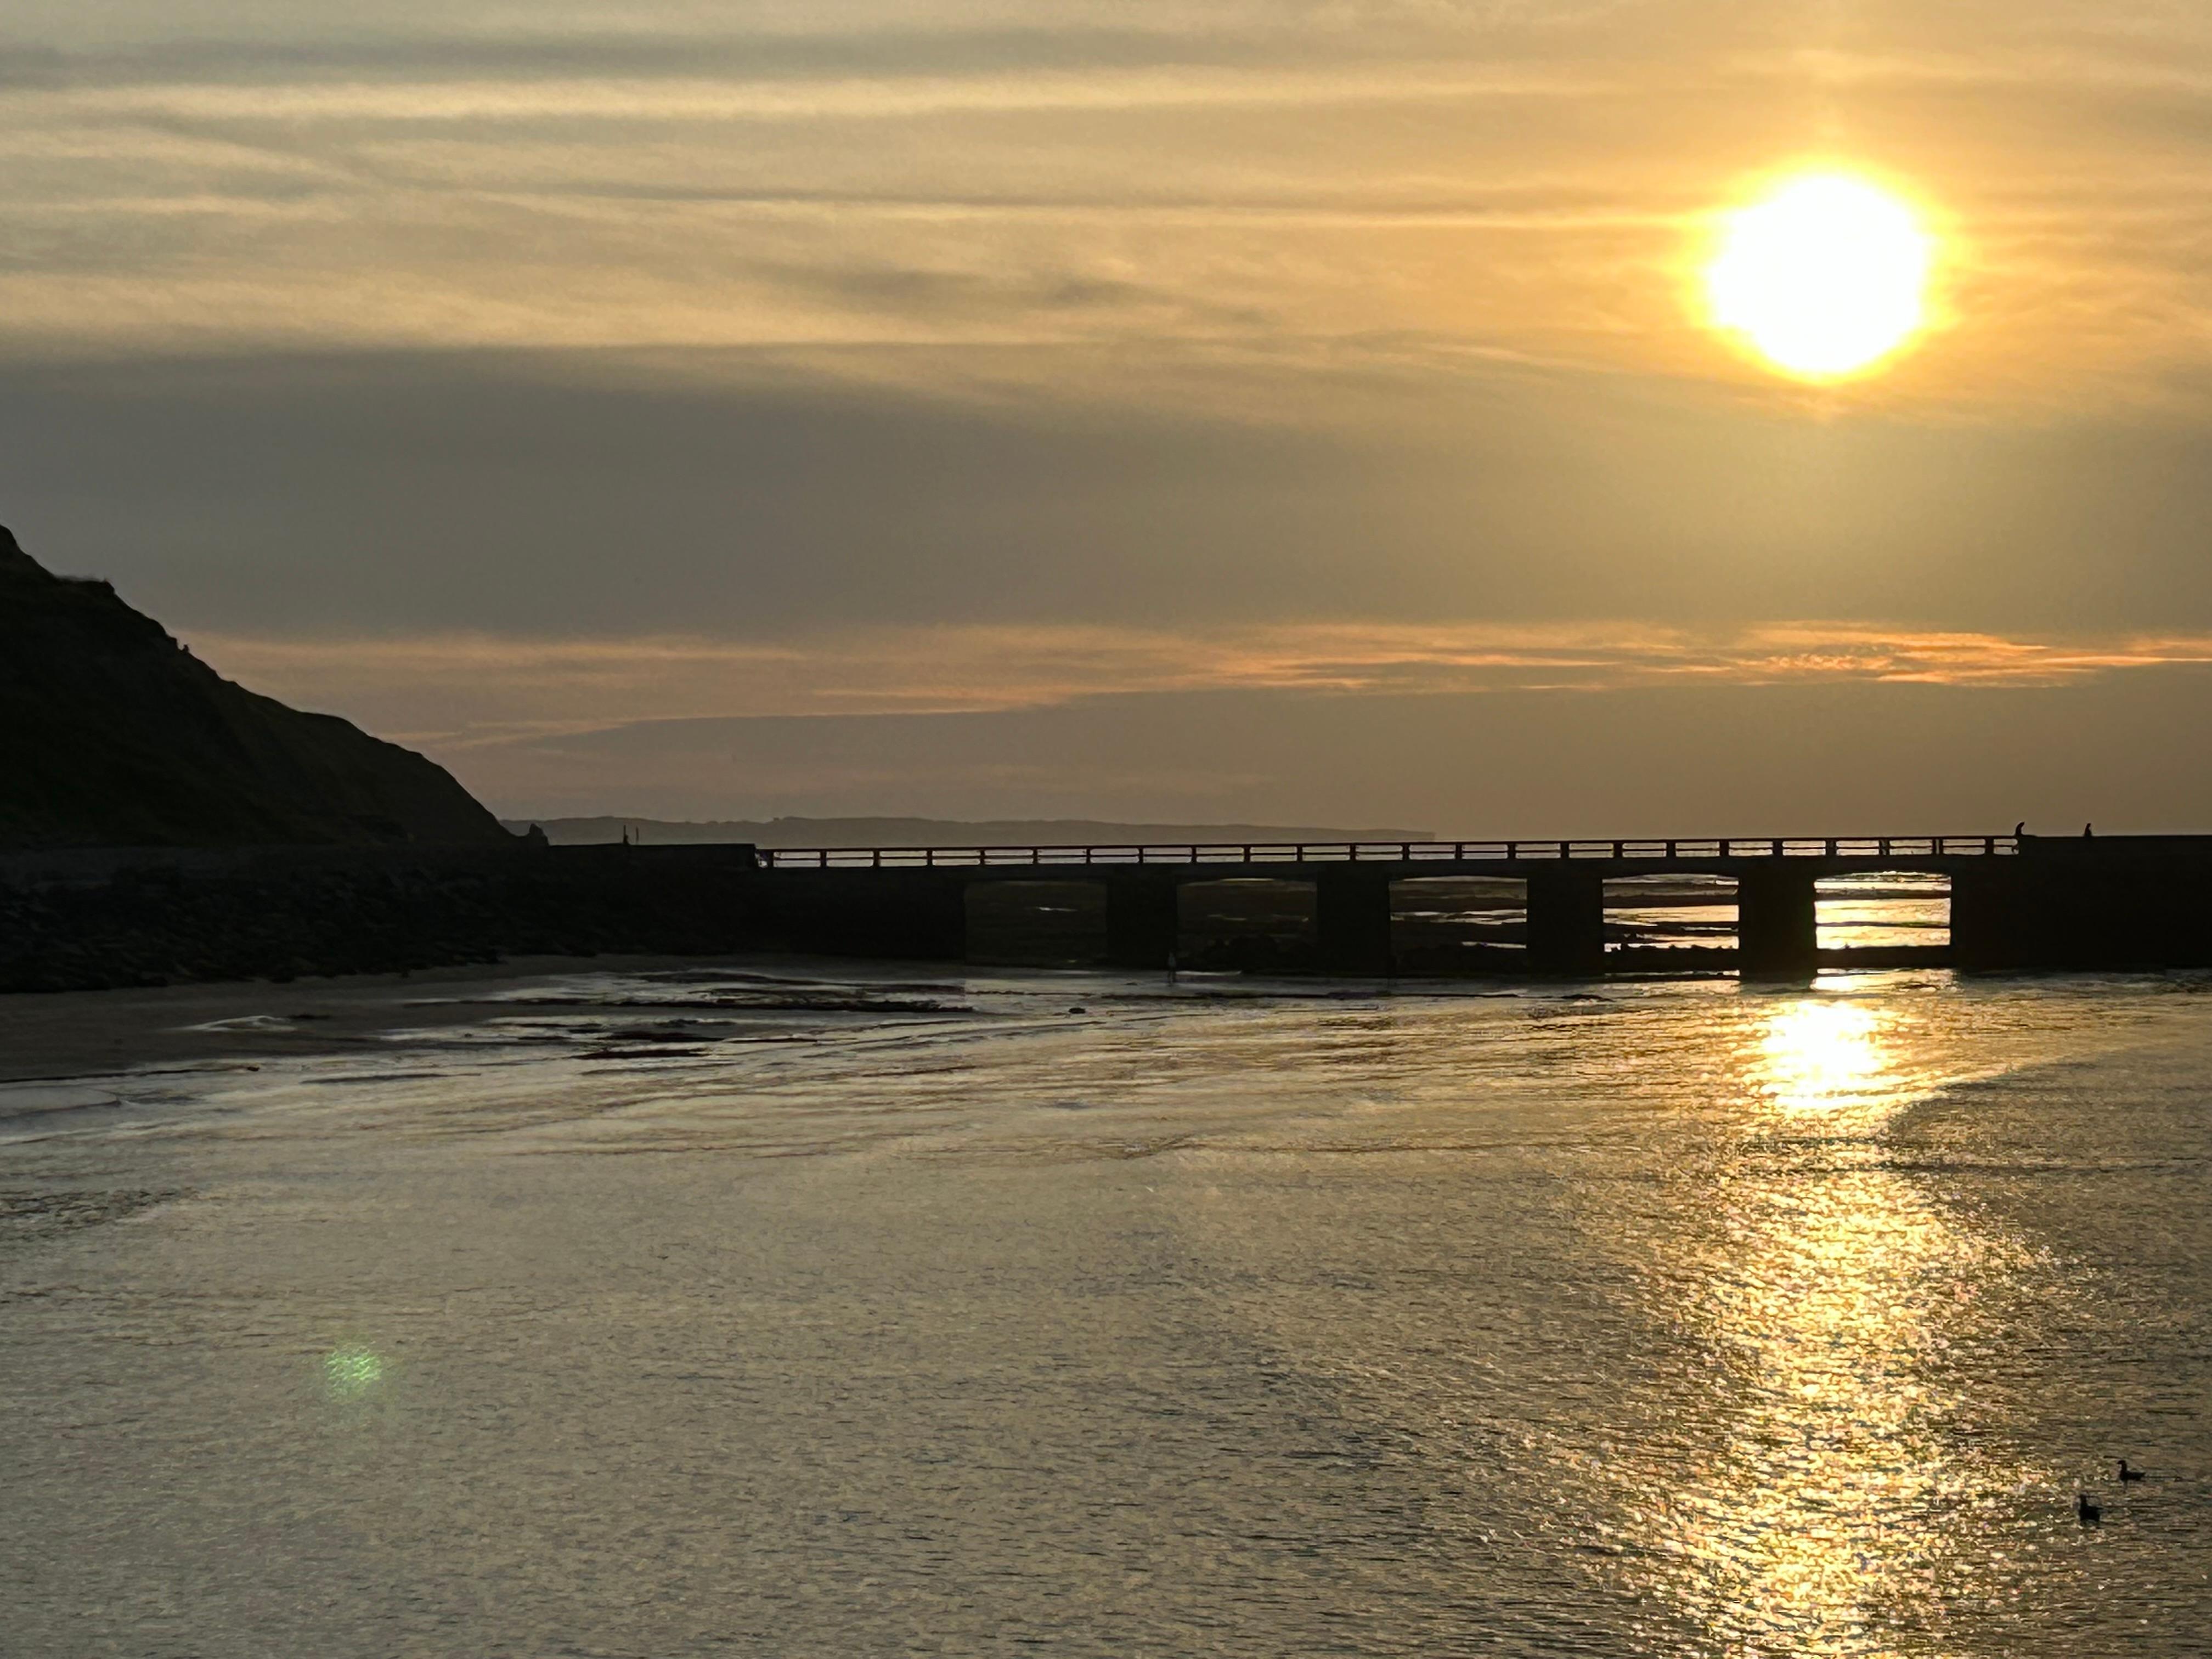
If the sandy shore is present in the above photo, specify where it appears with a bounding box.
[0,953,756,1083]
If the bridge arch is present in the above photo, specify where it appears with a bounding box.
[963,879,1107,967]
[1815,871,1950,964]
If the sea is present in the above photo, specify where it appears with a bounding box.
[4,930,2210,1654]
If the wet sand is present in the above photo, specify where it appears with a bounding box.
[0,955,763,1083]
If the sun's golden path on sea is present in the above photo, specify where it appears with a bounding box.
[1704,172,1937,381]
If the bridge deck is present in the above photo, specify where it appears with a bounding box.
[759,835,2020,874]
[738,833,2212,973]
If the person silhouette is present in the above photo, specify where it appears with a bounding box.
[2084,822,2095,838]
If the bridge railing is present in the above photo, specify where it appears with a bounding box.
[758,836,2019,870]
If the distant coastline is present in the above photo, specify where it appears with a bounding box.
[501,816,1437,848]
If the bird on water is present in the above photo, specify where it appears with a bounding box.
[2119,1460,2148,1482]
[2078,1493,2102,1525]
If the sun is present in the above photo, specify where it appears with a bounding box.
[1705,173,1935,381]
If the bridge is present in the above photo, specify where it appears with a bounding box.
[8,832,2202,988]
[757,834,2016,871]
[740,832,2212,979]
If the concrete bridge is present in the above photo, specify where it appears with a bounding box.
[9,832,2209,988]
[742,833,2212,979]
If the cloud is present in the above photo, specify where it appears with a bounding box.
[0,8,1715,95]
[4,63,1607,126]
[0,29,1280,91]
[18,343,2212,664]
[5,2,2205,827]
[386,672,2212,830]
[185,619,2212,749]
[5,0,2212,407]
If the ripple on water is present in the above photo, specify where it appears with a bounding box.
[0,968,2207,1655]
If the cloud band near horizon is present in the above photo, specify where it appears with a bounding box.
[188,618,2212,750]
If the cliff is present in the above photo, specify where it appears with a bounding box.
[0,526,512,849]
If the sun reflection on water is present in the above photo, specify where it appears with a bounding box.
[1758,1001,1891,1117]
[1632,996,2036,1653]
[1656,1171,1980,1652]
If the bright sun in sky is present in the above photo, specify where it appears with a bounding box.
[1706,173,1936,381]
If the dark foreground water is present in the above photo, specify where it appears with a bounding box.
[4,964,2210,1656]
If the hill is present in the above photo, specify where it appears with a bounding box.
[0,526,511,849]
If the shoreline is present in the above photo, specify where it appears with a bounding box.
[0,953,780,1085]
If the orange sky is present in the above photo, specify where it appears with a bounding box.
[5,2,2211,826]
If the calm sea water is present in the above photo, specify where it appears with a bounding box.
[4,961,2209,1656]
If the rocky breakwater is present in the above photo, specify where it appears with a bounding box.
[0,845,767,994]
[1,522,768,990]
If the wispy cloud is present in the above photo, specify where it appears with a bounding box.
[4,1,2211,405]
[4,63,1605,126]
[185,620,2212,748]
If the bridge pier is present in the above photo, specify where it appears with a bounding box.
[761,871,970,961]
[1951,850,2212,970]
[1737,865,1818,980]
[1314,868,1396,977]
[1948,863,2021,970]
[1104,874,1182,970]
[1527,868,1607,975]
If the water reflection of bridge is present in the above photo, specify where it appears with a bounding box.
[741,833,2212,978]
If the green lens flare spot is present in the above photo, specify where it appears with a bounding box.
[324,1345,385,1398]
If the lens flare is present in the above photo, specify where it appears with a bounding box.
[1706,173,1934,380]
[323,1344,385,1399]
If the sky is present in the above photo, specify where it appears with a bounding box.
[5,1,2212,832]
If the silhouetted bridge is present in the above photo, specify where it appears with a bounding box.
[8,832,2212,990]
[741,833,2212,978]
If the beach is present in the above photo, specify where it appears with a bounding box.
[5,961,2211,1655]
[0,956,769,1085]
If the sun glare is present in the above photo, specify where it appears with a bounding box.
[1705,173,1934,381]
[1758,1001,1887,1113]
